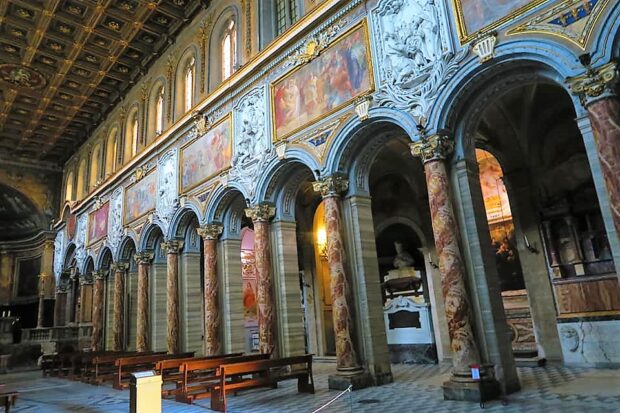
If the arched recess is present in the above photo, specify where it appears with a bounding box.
[0,183,48,241]
[105,127,119,177]
[89,143,102,190]
[175,46,199,120]
[124,105,140,164]
[443,59,620,369]
[146,79,166,144]
[65,170,75,202]
[76,157,89,200]
[116,237,137,351]
[208,6,240,91]
[81,257,95,324]
[174,210,204,354]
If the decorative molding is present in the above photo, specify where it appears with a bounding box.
[154,148,179,233]
[134,251,154,265]
[285,18,349,67]
[566,62,617,106]
[107,188,123,257]
[472,32,497,63]
[312,173,349,197]
[244,203,276,222]
[162,239,184,253]
[197,223,223,240]
[354,94,373,121]
[507,0,609,50]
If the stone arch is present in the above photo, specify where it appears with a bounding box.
[589,1,620,62]
[139,223,165,252]
[63,243,76,269]
[83,255,95,276]
[117,237,138,268]
[96,246,113,271]
[323,107,419,178]
[168,204,203,240]
[205,186,246,239]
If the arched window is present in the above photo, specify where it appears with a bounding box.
[76,159,88,200]
[275,0,299,35]
[65,171,74,202]
[89,144,101,190]
[155,86,164,135]
[221,19,237,80]
[105,128,117,176]
[131,112,139,155]
[124,108,139,163]
[184,57,195,112]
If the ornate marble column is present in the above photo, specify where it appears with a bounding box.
[111,262,128,351]
[197,224,223,356]
[36,273,52,328]
[78,276,92,324]
[162,240,183,354]
[411,135,489,396]
[54,286,67,327]
[313,175,369,390]
[245,204,276,355]
[91,271,105,351]
[134,251,154,352]
[65,269,76,324]
[567,63,620,242]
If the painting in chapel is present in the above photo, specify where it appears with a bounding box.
[87,201,109,246]
[180,116,232,193]
[271,22,374,141]
[124,170,157,225]
[453,0,548,42]
[241,249,258,327]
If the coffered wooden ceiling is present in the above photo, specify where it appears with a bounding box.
[0,0,206,167]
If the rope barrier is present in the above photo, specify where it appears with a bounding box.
[310,385,353,413]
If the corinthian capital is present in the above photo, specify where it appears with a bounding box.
[111,262,128,273]
[567,62,617,106]
[162,240,184,254]
[134,251,154,265]
[245,204,276,222]
[410,134,454,164]
[312,173,348,198]
[197,223,223,240]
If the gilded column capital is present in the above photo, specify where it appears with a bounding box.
[410,134,454,164]
[245,204,276,222]
[134,251,154,265]
[197,223,223,240]
[567,62,617,106]
[162,240,184,254]
[110,262,128,272]
[93,270,106,281]
[312,173,349,198]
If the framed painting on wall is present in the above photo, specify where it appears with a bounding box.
[87,201,109,246]
[451,0,549,43]
[123,169,157,225]
[180,115,232,193]
[271,20,374,142]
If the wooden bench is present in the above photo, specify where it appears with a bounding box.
[211,355,314,412]
[89,351,163,385]
[80,351,142,383]
[155,352,242,397]
[0,389,18,413]
[112,352,194,390]
[176,353,271,404]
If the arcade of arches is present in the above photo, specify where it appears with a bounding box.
[1,0,620,410]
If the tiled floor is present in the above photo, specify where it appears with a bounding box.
[2,363,619,412]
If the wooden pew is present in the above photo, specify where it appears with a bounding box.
[90,351,164,385]
[41,354,59,377]
[112,352,194,390]
[80,351,141,383]
[0,391,18,413]
[210,355,314,412]
[155,352,243,397]
[175,353,271,404]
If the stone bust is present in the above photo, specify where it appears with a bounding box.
[393,241,415,269]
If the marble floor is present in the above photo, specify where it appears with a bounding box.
[1,362,619,413]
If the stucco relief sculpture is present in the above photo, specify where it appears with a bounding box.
[155,149,179,232]
[53,229,64,281]
[107,188,123,256]
[371,0,466,117]
[229,85,272,198]
[74,213,87,263]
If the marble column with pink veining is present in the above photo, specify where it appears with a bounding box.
[112,263,128,351]
[135,252,154,352]
[163,240,183,354]
[411,135,481,376]
[90,271,105,351]
[197,224,223,356]
[245,204,276,355]
[313,175,361,373]
[568,63,620,243]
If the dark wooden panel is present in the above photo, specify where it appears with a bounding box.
[554,276,620,314]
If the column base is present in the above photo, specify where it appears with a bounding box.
[442,368,501,403]
[328,367,373,390]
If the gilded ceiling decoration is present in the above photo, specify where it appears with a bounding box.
[0,0,206,166]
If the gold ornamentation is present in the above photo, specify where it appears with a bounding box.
[197,224,223,240]
[111,262,128,272]
[191,111,210,136]
[245,204,276,222]
[410,134,454,164]
[162,240,184,253]
[566,62,617,105]
[134,165,148,182]
[312,173,349,197]
[94,270,106,281]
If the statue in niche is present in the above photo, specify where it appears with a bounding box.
[393,241,415,268]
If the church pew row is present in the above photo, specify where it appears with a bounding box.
[112,352,194,390]
[210,355,314,412]
[175,353,271,404]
